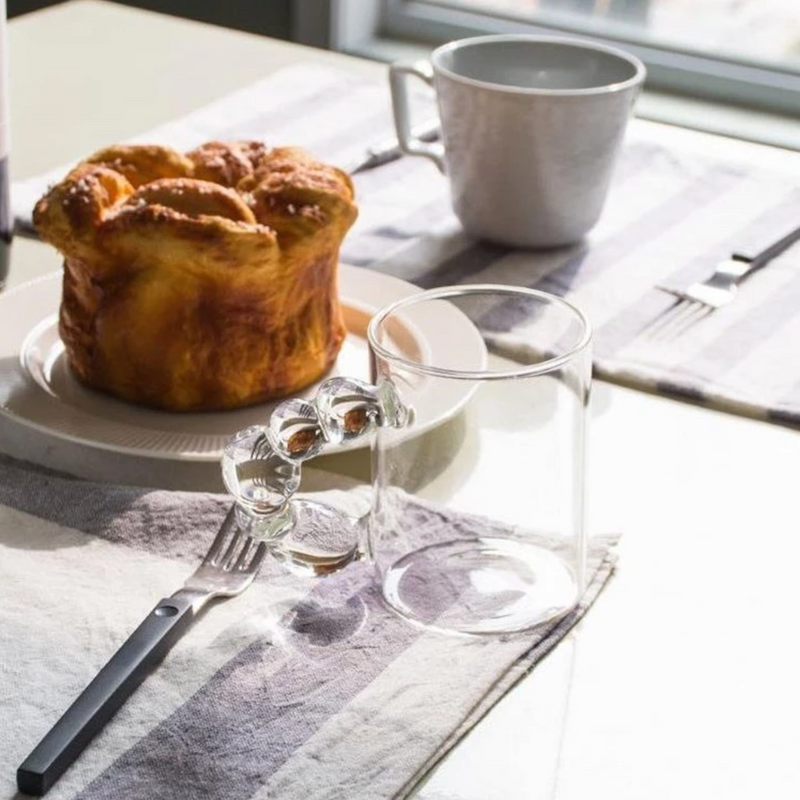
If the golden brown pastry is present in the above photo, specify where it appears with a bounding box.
[85,144,196,187]
[33,141,357,411]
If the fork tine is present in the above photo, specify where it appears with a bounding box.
[651,299,704,341]
[245,541,268,574]
[219,528,245,569]
[643,296,686,339]
[670,301,712,337]
[232,538,253,571]
[202,507,238,565]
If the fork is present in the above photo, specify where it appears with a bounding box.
[17,508,267,797]
[650,220,800,337]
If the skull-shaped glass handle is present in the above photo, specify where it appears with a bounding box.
[221,377,412,575]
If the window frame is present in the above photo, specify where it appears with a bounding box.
[302,0,800,118]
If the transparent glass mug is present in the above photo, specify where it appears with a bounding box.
[222,285,591,636]
[367,286,591,635]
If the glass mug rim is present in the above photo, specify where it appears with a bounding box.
[367,284,592,381]
[431,33,646,98]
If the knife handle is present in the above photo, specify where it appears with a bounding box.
[363,120,440,168]
[16,595,196,796]
[349,119,440,174]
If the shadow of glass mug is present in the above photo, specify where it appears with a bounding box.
[223,285,591,636]
[389,34,645,248]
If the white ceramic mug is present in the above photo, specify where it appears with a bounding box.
[389,35,645,248]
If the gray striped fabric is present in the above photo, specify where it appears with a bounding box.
[13,63,800,427]
[0,454,617,799]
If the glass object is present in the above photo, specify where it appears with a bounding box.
[367,285,591,635]
[221,379,411,576]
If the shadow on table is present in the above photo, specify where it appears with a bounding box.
[0,452,230,562]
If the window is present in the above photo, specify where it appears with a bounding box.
[403,0,800,72]
[378,0,800,115]
[298,0,800,121]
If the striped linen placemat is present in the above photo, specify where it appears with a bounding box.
[12,63,800,426]
[0,454,617,799]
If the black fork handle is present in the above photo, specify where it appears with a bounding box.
[16,594,196,796]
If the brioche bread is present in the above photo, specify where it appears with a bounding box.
[33,141,357,411]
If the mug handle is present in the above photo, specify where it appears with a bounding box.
[389,60,445,173]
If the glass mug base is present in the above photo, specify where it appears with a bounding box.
[381,537,579,636]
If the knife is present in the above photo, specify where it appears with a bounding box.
[344,119,440,175]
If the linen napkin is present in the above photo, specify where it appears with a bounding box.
[0,454,617,800]
[13,63,800,427]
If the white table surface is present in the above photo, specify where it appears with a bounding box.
[4,3,800,799]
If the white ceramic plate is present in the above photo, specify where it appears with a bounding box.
[0,266,485,461]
